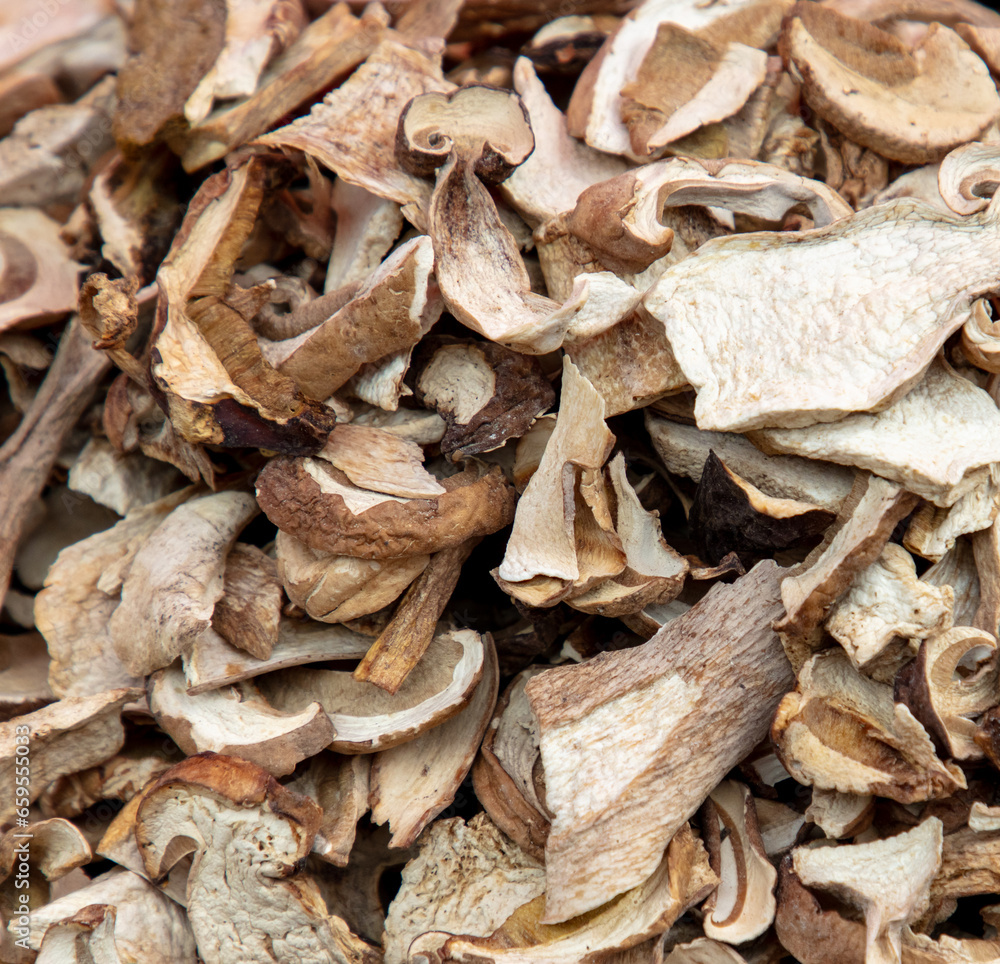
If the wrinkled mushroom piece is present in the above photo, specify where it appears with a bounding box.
[149,664,335,777]
[922,538,981,627]
[257,457,515,560]
[370,635,499,849]
[895,626,998,760]
[259,628,485,752]
[643,199,1000,433]
[136,753,378,964]
[771,649,965,802]
[700,780,777,944]
[109,490,258,677]
[68,437,183,517]
[805,789,874,840]
[825,543,954,670]
[792,818,944,964]
[780,3,1000,163]
[211,543,282,660]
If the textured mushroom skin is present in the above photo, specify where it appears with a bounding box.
[256,458,515,559]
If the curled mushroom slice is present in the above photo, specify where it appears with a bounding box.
[939,142,1000,216]
[771,649,965,802]
[895,626,999,760]
[149,664,335,777]
[135,754,379,964]
[257,457,515,560]
[825,543,954,671]
[961,297,1000,373]
[792,818,944,964]
[700,780,777,944]
[780,3,1000,163]
[259,628,485,753]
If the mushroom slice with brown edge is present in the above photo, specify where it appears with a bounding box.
[258,628,485,753]
[495,357,615,608]
[642,198,1000,433]
[525,561,792,923]
[472,667,551,861]
[568,453,689,617]
[24,869,197,964]
[256,457,515,560]
[825,543,955,671]
[382,813,546,964]
[211,543,282,660]
[960,297,1000,373]
[286,753,371,867]
[775,474,919,669]
[275,530,430,625]
[415,338,556,461]
[895,626,999,760]
[692,451,835,565]
[0,687,140,823]
[938,142,1000,217]
[370,635,500,849]
[700,780,777,944]
[183,616,371,694]
[408,823,716,964]
[771,649,965,802]
[109,490,258,677]
[34,904,124,964]
[663,940,750,964]
[780,4,1000,164]
[791,818,944,964]
[135,753,379,964]
[0,632,52,720]
[149,664,334,777]
[806,789,874,840]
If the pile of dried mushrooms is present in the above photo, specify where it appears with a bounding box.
[9,0,1000,960]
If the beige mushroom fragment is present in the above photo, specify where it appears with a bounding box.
[135,754,378,964]
[771,649,965,801]
[210,543,282,660]
[960,297,1000,373]
[109,490,258,677]
[792,819,944,964]
[149,665,335,777]
[805,789,874,840]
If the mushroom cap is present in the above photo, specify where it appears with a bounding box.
[396,85,535,184]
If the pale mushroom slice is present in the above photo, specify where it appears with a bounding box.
[780,3,1000,163]
[643,200,1000,433]
[407,824,717,964]
[258,628,485,753]
[370,636,499,849]
[961,297,1000,373]
[135,754,379,964]
[663,940,751,964]
[210,542,282,660]
[938,142,1000,217]
[24,869,197,964]
[382,813,546,964]
[700,780,777,944]
[771,649,965,802]
[922,537,981,628]
[751,361,1000,506]
[276,530,430,625]
[825,543,954,671]
[183,616,372,694]
[109,490,258,677]
[0,688,140,823]
[805,789,875,840]
[969,801,1000,832]
[525,561,792,923]
[792,818,944,964]
[286,753,371,866]
[775,474,919,667]
[895,626,999,760]
[68,437,182,517]
[326,180,403,291]
[472,667,551,862]
[149,664,334,777]
[646,413,855,512]
[256,457,515,560]
[974,514,1000,636]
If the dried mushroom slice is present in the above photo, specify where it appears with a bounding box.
[805,788,874,840]
[0,632,52,720]
[771,649,965,802]
[938,141,1000,217]
[408,824,716,964]
[792,818,944,964]
[700,780,777,944]
[258,628,485,753]
[780,3,1000,163]
[960,297,1000,373]
[643,198,1000,433]
[525,561,791,923]
[895,626,999,759]
[210,543,282,660]
[825,543,954,670]
[135,754,379,964]
[149,665,335,777]
[0,688,139,823]
[369,636,499,849]
[257,457,514,560]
